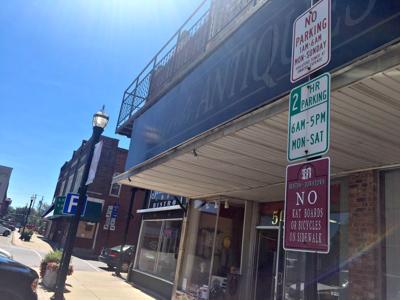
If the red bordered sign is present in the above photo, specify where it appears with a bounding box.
[284,157,330,253]
[291,0,331,83]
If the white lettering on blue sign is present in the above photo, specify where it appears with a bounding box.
[63,193,87,217]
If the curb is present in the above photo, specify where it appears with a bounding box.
[11,231,18,246]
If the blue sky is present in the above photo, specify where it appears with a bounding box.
[0,0,199,208]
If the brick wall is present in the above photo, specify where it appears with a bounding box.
[348,170,381,300]
[49,135,147,255]
[92,188,146,254]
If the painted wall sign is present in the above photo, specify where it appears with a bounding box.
[284,157,330,253]
[291,0,331,82]
[126,0,400,169]
[104,204,119,231]
[288,73,330,161]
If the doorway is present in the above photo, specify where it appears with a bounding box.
[254,227,284,300]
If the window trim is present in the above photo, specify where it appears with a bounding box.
[133,218,183,282]
[109,173,122,197]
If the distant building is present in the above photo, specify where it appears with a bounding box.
[0,165,12,215]
[0,198,12,217]
[44,136,146,256]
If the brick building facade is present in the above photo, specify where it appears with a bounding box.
[46,136,146,255]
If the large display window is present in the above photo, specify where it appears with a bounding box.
[383,169,400,299]
[177,199,245,300]
[135,219,182,282]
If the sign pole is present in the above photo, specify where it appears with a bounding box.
[304,154,319,300]
[305,1,317,298]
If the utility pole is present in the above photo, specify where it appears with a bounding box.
[37,196,44,215]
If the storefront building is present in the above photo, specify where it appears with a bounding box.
[129,191,186,299]
[115,0,400,299]
[45,136,145,256]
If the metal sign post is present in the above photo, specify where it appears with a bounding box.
[288,2,332,299]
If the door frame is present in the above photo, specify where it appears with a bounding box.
[254,225,283,300]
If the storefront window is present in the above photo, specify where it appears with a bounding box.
[384,169,400,299]
[76,221,96,239]
[178,200,245,300]
[283,181,349,300]
[135,219,182,282]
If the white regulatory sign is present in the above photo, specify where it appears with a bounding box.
[291,0,331,83]
[288,73,330,161]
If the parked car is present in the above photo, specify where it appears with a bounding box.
[99,245,135,272]
[0,224,11,237]
[0,248,13,259]
[0,256,38,300]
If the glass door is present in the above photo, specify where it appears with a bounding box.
[254,228,284,300]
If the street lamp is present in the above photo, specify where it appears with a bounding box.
[20,195,36,239]
[53,107,108,300]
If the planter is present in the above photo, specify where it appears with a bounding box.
[40,251,74,290]
[42,268,58,290]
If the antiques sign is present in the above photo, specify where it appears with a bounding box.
[284,157,330,253]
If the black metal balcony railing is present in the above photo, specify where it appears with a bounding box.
[117,0,264,134]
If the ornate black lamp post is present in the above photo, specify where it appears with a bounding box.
[53,108,109,300]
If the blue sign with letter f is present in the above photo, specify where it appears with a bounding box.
[63,193,87,217]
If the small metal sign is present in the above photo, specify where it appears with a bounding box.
[63,193,87,217]
[284,157,330,253]
[288,72,330,161]
[291,0,331,82]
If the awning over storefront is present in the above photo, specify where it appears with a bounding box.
[115,45,400,201]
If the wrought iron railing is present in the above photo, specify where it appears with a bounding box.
[117,0,263,132]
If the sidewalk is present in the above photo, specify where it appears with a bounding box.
[12,232,155,300]
[12,231,53,253]
[37,271,156,300]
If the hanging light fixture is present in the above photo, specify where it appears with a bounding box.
[224,200,229,209]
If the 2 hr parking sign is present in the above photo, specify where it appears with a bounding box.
[287,72,330,161]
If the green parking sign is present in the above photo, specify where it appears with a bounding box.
[288,73,330,161]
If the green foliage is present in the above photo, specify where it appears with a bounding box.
[20,230,33,241]
[6,202,51,231]
[43,250,63,264]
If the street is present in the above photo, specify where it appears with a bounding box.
[0,233,106,272]
[0,232,155,300]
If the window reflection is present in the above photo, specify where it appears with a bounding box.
[135,219,181,282]
[178,200,245,300]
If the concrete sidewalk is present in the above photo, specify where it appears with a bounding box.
[37,271,156,300]
[11,232,155,299]
[12,231,53,253]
